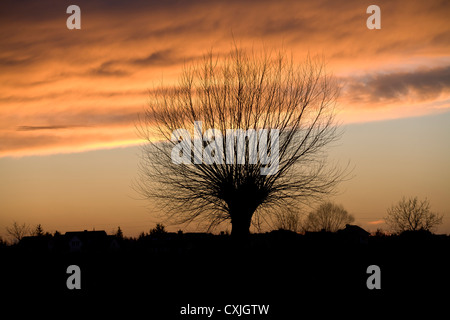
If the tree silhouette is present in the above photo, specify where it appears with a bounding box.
[385,196,443,233]
[115,226,124,240]
[149,223,167,236]
[303,201,354,232]
[274,210,302,233]
[6,221,30,243]
[0,235,7,247]
[32,224,44,237]
[136,48,346,240]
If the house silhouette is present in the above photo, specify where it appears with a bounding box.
[65,230,110,252]
[338,224,370,245]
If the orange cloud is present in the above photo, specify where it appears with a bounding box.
[1,0,449,156]
[368,220,385,225]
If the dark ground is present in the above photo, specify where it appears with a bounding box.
[1,231,449,317]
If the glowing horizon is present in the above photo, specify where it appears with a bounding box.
[0,0,449,237]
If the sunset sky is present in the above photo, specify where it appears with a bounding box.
[1,0,449,237]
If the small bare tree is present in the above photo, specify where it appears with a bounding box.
[6,221,30,243]
[303,202,354,232]
[385,196,443,233]
[136,47,346,240]
[273,210,302,233]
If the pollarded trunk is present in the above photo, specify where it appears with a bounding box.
[230,210,253,242]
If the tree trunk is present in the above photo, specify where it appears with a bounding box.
[230,211,253,243]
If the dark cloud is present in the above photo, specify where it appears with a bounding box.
[430,30,450,47]
[132,49,177,66]
[256,17,314,36]
[1,0,449,156]
[0,88,147,103]
[91,49,200,72]
[9,108,139,133]
[131,49,199,67]
[0,132,64,153]
[345,66,450,103]
[17,125,76,131]
[0,0,66,22]
[125,19,210,41]
[89,61,131,77]
[37,108,139,127]
[0,56,40,69]
[130,49,192,66]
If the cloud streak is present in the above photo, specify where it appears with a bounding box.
[17,125,84,131]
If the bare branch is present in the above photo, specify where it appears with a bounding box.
[135,47,348,238]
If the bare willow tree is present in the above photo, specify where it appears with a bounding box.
[136,48,346,239]
[303,201,354,232]
[385,196,443,233]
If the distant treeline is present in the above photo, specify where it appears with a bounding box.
[2,224,449,256]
